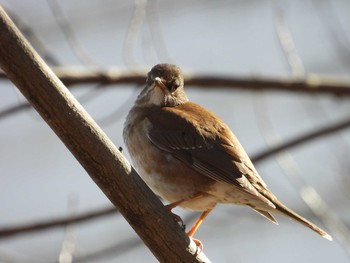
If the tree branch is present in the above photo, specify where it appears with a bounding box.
[2,67,350,95]
[48,68,350,96]
[0,207,116,239]
[0,7,210,263]
[251,116,350,163]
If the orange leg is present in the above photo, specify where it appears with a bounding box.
[187,208,213,237]
[187,208,213,251]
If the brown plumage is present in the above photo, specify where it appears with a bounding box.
[123,63,332,241]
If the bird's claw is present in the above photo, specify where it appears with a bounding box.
[190,237,203,254]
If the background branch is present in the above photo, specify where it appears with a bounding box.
[0,207,116,239]
[1,68,350,95]
[251,115,350,163]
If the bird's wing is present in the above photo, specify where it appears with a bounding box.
[146,102,273,205]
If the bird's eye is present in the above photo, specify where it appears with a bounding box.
[167,81,179,92]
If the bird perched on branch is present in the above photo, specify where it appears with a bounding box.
[123,63,332,246]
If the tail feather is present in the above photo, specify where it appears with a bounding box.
[252,208,279,225]
[273,200,332,241]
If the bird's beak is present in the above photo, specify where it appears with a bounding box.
[154,77,167,90]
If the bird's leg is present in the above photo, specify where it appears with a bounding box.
[165,192,205,230]
[187,208,213,251]
[187,209,212,237]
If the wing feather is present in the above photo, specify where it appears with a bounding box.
[146,102,272,205]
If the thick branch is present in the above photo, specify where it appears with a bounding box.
[0,7,209,263]
[2,67,350,95]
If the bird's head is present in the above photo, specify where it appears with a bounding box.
[136,64,188,107]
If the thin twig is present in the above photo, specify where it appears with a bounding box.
[251,115,350,163]
[274,4,305,76]
[47,0,98,66]
[123,0,147,67]
[0,101,31,119]
[146,0,173,63]
[58,197,78,263]
[0,207,117,239]
[302,99,350,200]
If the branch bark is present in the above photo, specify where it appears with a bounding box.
[0,7,210,263]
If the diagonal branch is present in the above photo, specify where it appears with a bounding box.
[0,7,210,263]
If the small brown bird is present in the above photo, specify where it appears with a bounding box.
[123,63,332,243]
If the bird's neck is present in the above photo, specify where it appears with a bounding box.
[136,87,189,107]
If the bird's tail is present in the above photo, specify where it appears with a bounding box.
[273,199,332,241]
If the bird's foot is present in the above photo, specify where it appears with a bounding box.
[190,237,203,253]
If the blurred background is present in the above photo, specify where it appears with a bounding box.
[1,0,350,262]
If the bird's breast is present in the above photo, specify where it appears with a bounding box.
[123,110,217,210]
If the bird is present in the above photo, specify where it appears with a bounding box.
[123,63,332,245]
